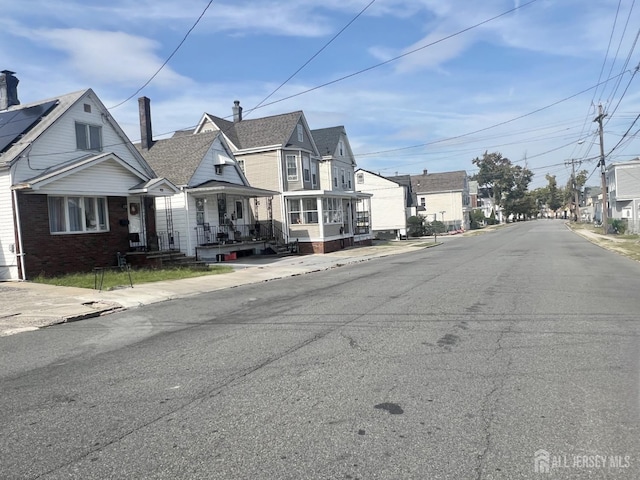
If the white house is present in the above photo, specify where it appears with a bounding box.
[606,158,640,233]
[355,169,413,239]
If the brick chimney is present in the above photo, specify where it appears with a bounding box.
[138,96,153,150]
[0,70,20,110]
[232,100,242,122]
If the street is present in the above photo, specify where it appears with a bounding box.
[1,221,639,479]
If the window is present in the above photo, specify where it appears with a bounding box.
[303,156,311,183]
[235,200,243,220]
[311,162,318,188]
[237,159,245,173]
[323,198,343,224]
[348,173,352,189]
[333,167,338,188]
[286,155,298,181]
[195,198,205,225]
[357,172,364,184]
[338,140,344,156]
[341,168,346,188]
[75,122,102,151]
[420,197,426,207]
[297,124,303,142]
[215,165,223,175]
[83,104,91,113]
[49,196,108,233]
[288,198,318,224]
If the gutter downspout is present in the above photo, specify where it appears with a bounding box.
[12,189,27,280]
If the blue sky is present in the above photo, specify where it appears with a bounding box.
[2,0,640,188]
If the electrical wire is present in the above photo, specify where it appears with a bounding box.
[109,0,215,110]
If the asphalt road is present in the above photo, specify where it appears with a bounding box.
[1,221,639,479]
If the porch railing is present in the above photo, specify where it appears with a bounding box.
[195,224,261,246]
[157,231,180,251]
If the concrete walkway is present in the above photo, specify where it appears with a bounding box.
[0,239,444,337]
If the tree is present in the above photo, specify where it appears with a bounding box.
[407,216,425,237]
[471,151,514,208]
[469,209,485,229]
[545,174,563,212]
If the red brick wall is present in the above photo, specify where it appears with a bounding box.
[17,193,131,278]
[297,237,355,254]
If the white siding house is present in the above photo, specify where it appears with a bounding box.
[355,169,412,239]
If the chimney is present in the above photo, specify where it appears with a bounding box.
[138,96,153,150]
[0,70,20,110]
[423,169,428,175]
[232,100,242,122]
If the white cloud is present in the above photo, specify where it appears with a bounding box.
[24,28,190,89]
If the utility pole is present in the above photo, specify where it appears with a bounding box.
[565,159,582,222]
[594,104,608,234]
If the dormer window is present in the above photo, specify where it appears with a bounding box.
[75,122,102,151]
[297,124,303,142]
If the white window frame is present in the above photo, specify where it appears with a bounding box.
[286,154,298,181]
[237,159,245,173]
[333,167,338,188]
[356,172,364,184]
[338,140,344,156]
[311,161,318,188]
[323,197,343,224]
[75,122,102,152]
[288,198,318,225]
[48,195,109,234]
[341,168,346,189]
[302,155,311,183]
[297,124,304,142]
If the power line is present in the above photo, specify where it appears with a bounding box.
[109,0,215,110]
[251,0,539,111]
[245,0,377,118]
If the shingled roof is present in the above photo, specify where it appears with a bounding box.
[204,111,303,150]
[135,131,220,186]
[410,170,467,194]
[311,126,345,156]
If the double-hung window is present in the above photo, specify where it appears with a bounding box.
[311,162,318,188]
[286,155,298,181]
[333,167,338,188]
[302,155,311,183]
[75,122,102,151]
[49,196,108,233]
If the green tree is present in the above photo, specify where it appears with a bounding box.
[545,174,563,212]
[472,151,514,207]
[469,209,485,229]
[407,215,425,237]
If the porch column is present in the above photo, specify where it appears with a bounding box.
[317,197,324,240]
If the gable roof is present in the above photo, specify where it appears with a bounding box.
[135,131,220,186]
[0,90,87,167]
[311,126,345,157]
[204,111,304,150]
[13,152,154,191]
[411,170,467,194]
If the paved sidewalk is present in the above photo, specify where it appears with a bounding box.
[0,240,443,337]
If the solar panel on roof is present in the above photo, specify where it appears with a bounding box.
[0,100,58,153]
